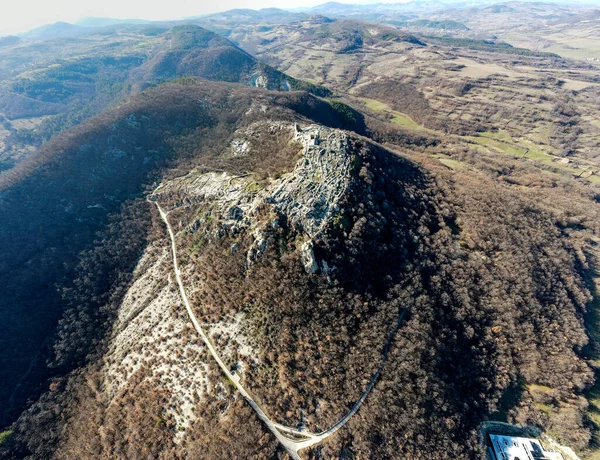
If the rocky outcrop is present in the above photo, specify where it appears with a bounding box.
[152,123,358,273]
[98,122,361,440]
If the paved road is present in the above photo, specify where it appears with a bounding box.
[150,196,406,458]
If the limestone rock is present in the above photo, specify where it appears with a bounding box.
[153,123,358,273]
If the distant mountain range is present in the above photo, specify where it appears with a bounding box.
[18,21,85,40]
[75,17,153,27]
[7,0,597,41]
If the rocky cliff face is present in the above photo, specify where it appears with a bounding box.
[152,123,358,274]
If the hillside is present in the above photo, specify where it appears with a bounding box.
[0,75,597,459]
[222,17,424,56]
[0,24,327,173]
[428,2,600,61]
[299,0,600,63]
[0,36,20,48]
[1,7,600,460]
[222,16,600,169]
[0,78,367,439]
[19,22,86,41]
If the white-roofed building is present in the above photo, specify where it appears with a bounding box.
[488,434,563,460]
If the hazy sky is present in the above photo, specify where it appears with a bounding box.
[0,0,387,35]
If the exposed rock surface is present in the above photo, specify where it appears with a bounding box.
[100,245,208,434]
[101,241,257,438]
[153,123,357,272]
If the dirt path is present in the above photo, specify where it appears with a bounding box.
[150,196,406,458]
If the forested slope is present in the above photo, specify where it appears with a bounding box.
[0,80,352,435]
[0,24,328,172]
[0,76,597,459]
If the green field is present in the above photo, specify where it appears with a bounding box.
[465,130,600,182]
[0,430,11,446]
[434,154,468,170]
[360,97,423,130]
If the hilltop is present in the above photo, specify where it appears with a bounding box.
[19,22,85,41]
[0,78,353,437]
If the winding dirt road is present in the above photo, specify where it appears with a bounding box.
[151,197,406,458]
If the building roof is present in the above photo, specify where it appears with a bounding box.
[489,434,563,460]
